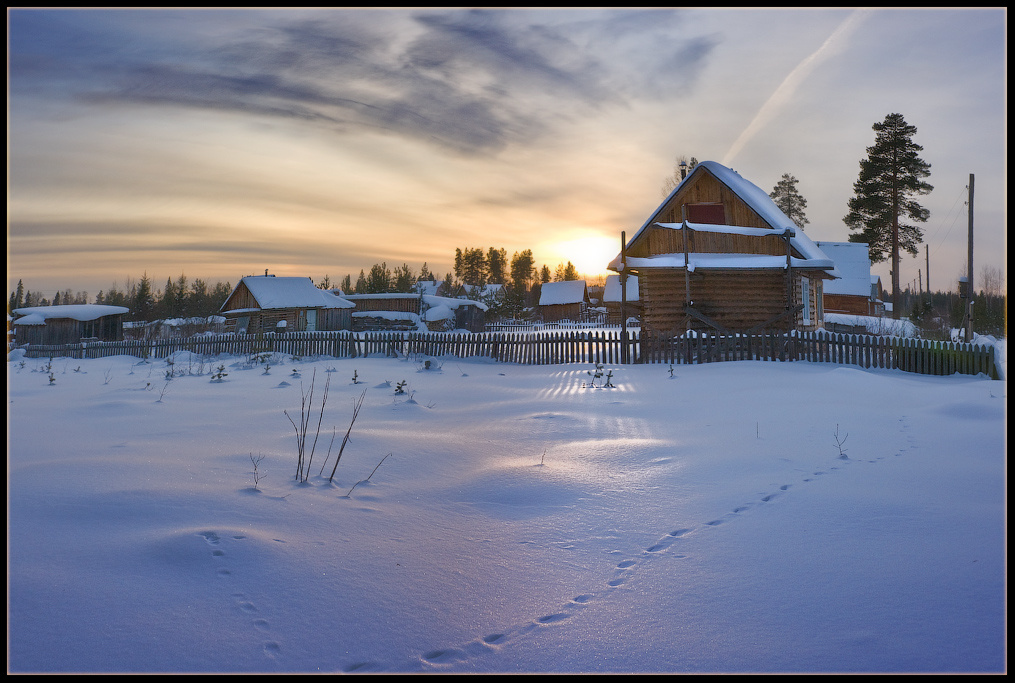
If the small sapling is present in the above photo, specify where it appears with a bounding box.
[833,425,849,460]
[249,452,266,491]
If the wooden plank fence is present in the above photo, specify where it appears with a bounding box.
[12,329,1000,379]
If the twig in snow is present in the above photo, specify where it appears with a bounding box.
[345,453,391,497]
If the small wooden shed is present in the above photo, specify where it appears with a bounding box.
[603,274,641,325]
[814,241,884,316]
[538,280,590,322]
[421,295,487,332]
[12,304,129,345]
[609,161,837,336]
[219,275,354,334]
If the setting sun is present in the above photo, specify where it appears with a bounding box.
[546,235,621,278]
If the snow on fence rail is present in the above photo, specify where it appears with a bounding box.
[12,329,1000,379]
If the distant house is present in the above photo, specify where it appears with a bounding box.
[609,161,837,336]
[814,241,884,316]
[339,293,422,331]
[414,279,466,298]
[219,275,354,334]
[12,304,129,345]
[463,283,505,303]
[603,274,641,324]
[421,295,487,332]
[538,280,590,322]
[341,292,487,332]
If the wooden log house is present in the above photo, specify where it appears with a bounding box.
[609,161,838,336]
[538,280,590,323]
[603,274,641,324]
[814,241,885,316]
[12,304,129,345]
[219,274,354,334]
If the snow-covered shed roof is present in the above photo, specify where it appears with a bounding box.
[12,304,129,325]
[539,280,588,306]
[414,280,458,296]
[465,283,504,299]
[603,274,639,303]
[612,161,837,276]
[225,276,354,311]
[814,241,875,297]
[422,294,488,311]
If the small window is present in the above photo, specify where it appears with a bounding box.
[686,203,726,224]
[801,276,811,325]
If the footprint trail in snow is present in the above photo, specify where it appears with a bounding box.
[348,413,921,673]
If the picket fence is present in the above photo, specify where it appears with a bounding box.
[12,329,1000,379]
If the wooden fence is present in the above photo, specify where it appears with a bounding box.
[12,329,1000,379]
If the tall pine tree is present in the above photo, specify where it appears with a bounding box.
[844,113,932,319]
[769,173,809,230]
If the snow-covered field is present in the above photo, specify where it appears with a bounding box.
[7,348,1006,673]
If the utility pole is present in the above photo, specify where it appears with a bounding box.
[925,245,930,299]
[964,174,974,342]
[620,231,628,364]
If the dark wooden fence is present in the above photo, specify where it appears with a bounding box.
[12,329,1001,379]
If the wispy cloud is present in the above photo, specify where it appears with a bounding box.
[11,9,723,156]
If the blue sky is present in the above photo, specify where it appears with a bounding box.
[7,8,1006,299]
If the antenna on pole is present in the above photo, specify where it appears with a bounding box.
[964,174,974,342]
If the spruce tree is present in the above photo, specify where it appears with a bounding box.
[392,263,415,292]
[10,279,25,312]
[162,277,177,318]
[487,248,508,285]
[769,173,809,229]
[133,273,156,322]
[510,249,535,292]
[366,262,391,293]
[844,112,932,318]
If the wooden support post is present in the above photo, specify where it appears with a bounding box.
[782,228,795,334]
[682,206,692,336]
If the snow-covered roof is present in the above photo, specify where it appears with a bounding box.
[603,274,639,303]
[12,304,129,325]
[414,280,446,296]
[539,280,588,306]
[814,241,875,297]
[422,294,488,311]
[423,304,453,321]
[614,161,837,276]
[621,252,834,272]
[225,276,354,311]
[464,283,504,299]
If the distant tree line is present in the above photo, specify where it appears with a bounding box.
[8,274,234,323]
[326,248,587,321]
[906,265,1006,339]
